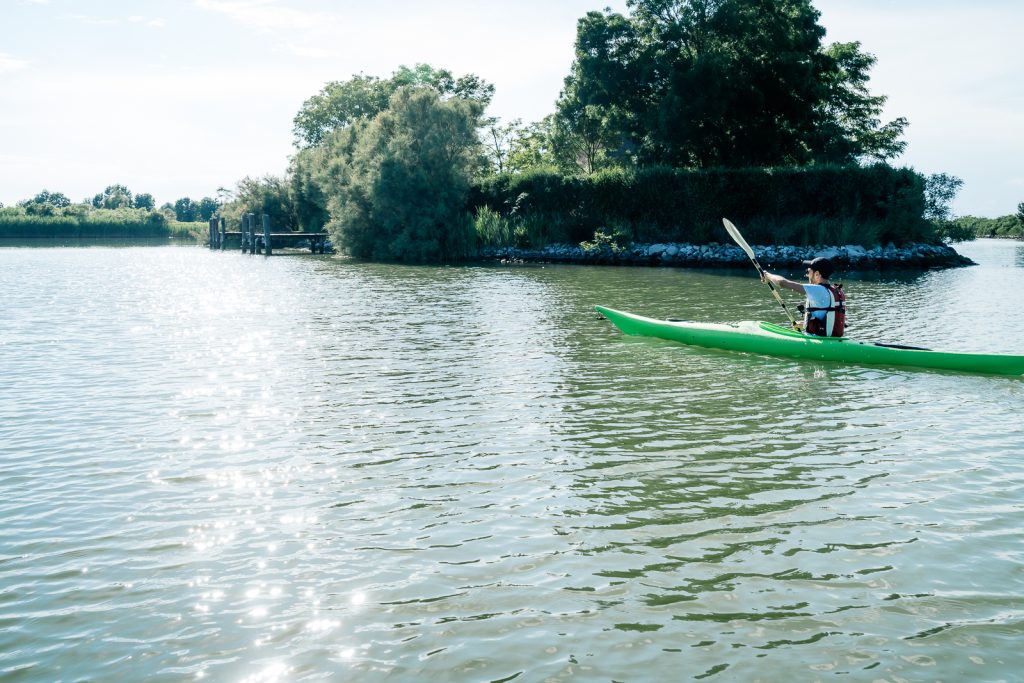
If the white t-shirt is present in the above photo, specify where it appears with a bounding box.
[804,284,834,324]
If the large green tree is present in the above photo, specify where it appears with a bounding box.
[326,87,481,262]
[813,41,907,162]
[557,0,907,170]
[290,64,493,232]
[292,63,493,148]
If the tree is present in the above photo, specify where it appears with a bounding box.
[390,63,494,106]
[482,118,524,175]
[289,143,336,231]
[92,184,134,209]
[551,85,627,173]
[292,63,493,148]
[815,42,907,162]
[506,117,559,173]
[1016,202,1024,224]
[924,173,964,222]
[173,197,198,222]
[197,197,218,221]
[25,190,72,208]
[19,190,72,216]
[91,184,134,208]
[557,0,907,168]
[328,87,480,262]
[219,176,297,231]
[133,193,155,210]
[292,74,392,148]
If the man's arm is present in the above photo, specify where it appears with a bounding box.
[762,272,806,294]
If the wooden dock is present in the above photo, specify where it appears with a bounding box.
[208,214,329,255]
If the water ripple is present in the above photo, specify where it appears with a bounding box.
[1,243,1023,681]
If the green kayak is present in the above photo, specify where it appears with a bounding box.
[596,306,1024,376]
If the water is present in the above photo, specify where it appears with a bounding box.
[1,240,1023,682]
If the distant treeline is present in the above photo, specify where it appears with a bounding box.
[0,185,217,240]
[948,212,1024,239]
[0,207,202,240]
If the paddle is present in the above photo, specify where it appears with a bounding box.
[722,218,799,329]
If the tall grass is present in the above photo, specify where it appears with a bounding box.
[0,209,203,241]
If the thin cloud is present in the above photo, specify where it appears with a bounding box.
[128,15,167,27]
[61,14,120,26]
[0,53,30,73]
[194,0,337,33]
[284,43,334,59]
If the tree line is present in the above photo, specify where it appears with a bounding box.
[15,2,1015,250]
[0,185,226,239]
[211,0,991,262]
[945,204,1024,240]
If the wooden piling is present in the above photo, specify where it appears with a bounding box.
[219,217,226,251]
[247,213,256,254]
[262,214,272,256]
[209,219,216,249]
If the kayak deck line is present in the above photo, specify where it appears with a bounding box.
[756,320,932,350]
[595,305,1024,376]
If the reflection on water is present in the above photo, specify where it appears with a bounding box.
[1,241,1023,681]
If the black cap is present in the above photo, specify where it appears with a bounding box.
[802,256,834,278]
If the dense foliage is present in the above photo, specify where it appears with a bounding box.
[287,64,493,251]
[552,0,907,172]
[292,63,494,148]
[218,175,298,232]
[471,164,935,247]
[319,87,481,262]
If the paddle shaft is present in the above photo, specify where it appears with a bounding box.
[722,218,799,328]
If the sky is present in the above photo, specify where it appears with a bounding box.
[1,0,1021,217]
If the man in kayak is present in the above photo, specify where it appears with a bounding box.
[762,257,846,337]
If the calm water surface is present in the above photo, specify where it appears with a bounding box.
[2,240,1023,682]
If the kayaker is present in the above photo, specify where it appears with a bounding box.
[762,257,846,337]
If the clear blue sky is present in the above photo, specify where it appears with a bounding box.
[2,0,1021,217]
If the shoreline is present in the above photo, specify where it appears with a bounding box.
[0,236,989,271]
[480,241,975,270]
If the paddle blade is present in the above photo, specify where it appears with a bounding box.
[722,218,756,261]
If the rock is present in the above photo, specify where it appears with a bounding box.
[477,239,974,270]
[815,247,843,260]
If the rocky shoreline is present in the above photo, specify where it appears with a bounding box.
[481,241,974,270]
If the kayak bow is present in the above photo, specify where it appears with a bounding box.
[596,306,1024,376]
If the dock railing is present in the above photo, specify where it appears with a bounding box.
[208,214,329,254]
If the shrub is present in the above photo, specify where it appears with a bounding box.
[470,164,935,247]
